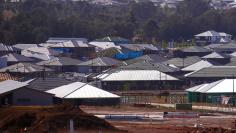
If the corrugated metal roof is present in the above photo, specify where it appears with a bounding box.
[125,54,168,64]
[119,44,158,51]
[186,66,236,78]
[118,61,180,73]
[186,79,236,93]
[89,41,121,51]
[37,57,82,66]
[47,82,119,99]
[163,56,201,68]
[78,57,124,66]
[99,70,179,81]
[27,77,73,91]
[226,57,236,66]
[0,43,13,51]
[181,46,211,53]
[12,44,38,50]
[0,80,28,94]
[0,53,34,62]
[202,52,230,59]
[186,84,206,92]
[46,37,88,43]
[181,60,214,71]
[65,83,120,98]
[195,30,221,37]
[0,63,53,73]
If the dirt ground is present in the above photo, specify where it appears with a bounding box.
[80,105,236,133]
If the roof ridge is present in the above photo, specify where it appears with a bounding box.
[204,79,225,93]
[62,82,88,98]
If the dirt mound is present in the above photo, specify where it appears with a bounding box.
[190,127,233,133]
[0,105,117,133]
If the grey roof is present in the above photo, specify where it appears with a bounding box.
[163,56,202,68]
[78,57,125,66]
[0,53,34,62]
[27,77,73,91]
[97,47,122,57]
[125,54,168,65]
[0,43,13,51]
[95,36,130,42]
[186,66,236,78]
[204,44,223,50]
[0,63,53,73]
[12,44,38,51]
[98,70,179,81]
[214,43,236,50]
[118,61,181,73]
[225,57,236,66]
[202,52,230,59]
[181,46,211,53]
[181,60,216,71]
[0,80,28,95]
[47,37,88,43]
[119,44,158,51]
[37,57,83,66]
[186,79,236,94]
[195,30,221,37]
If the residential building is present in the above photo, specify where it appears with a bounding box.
[78,57,125,73]
[194,30,232,44]
[186,79,236,104]
[174,46,211,57]
[0,53,35,68]
[97,70,181,91]
[0,62,54,79]
[0,80,54,106]
[185,66,236,85]
[163,56,202,68]
[37,57,83,72]
[0,43,13,56]
[47,82,120,105]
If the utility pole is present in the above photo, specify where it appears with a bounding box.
[233,75,235,106]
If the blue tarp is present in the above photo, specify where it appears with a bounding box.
[114,51,143,60]
[52,48,72,53]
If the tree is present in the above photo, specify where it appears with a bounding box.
[143,20,158,42]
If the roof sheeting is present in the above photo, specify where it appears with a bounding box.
[78,57,124,66]
[181,60,214,71]
[46,37,88,43]
[185,66,236,78]
[195,30,221,37]
[202,52,230,59]
[37,57,82,66]
[99,70,179,81]
[40,41,90,48]
[27,77,73,91]
[0,53,34,62]
[186,79,236,93]
[118,61,180,73]
[0,43,13,51]
[181,46,211,53]
[0,80,28,94]
[163,56,201,68]
[0,63,53,73]
[89,41,121,51]
[119,44,158,51]
[125,54,168,65]
[47,82,120,99]
[12,44,38,50]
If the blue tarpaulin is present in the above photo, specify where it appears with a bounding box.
[114,51,143,60]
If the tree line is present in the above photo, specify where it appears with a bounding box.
[0,0,235,44]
